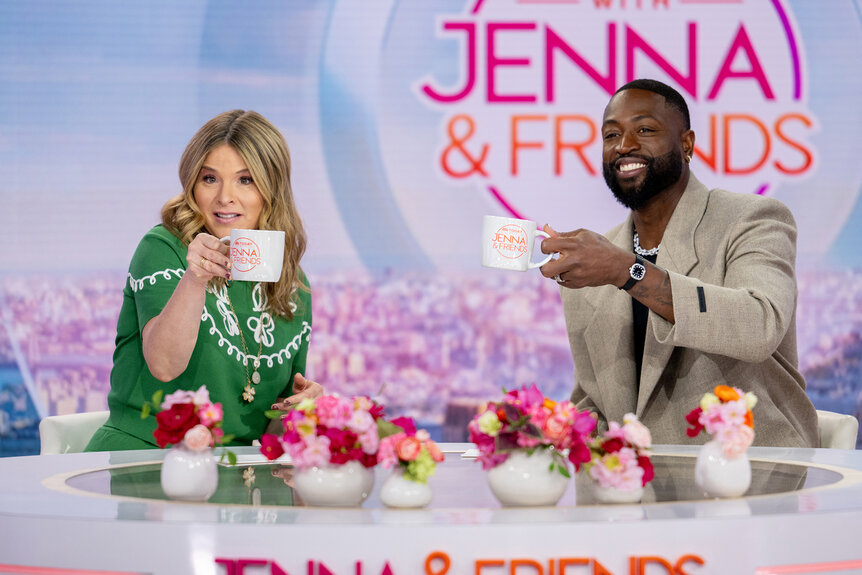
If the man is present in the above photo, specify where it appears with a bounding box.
[540,79,818,447]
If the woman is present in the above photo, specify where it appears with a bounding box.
[87,110,322,451]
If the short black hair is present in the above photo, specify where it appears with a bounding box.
[614,79,691,130]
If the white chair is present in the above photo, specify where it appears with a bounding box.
[816,410,859,450]
[39,411,110,454]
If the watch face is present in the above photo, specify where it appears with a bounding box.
[631,263,646,281]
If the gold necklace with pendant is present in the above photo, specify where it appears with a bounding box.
[225,290,264,403]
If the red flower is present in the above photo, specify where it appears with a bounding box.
[360,451,378,468]
[601,437,624,454]
[260,434,285,461]
[638,455,655,486]
[323,427,360,464]
[390,416,417,436]
[567,440,592,471]
[368,402,385,420]
[153,403,200,448]
[685,407,704,438]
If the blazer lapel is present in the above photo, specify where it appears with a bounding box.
[583,215,639,422]
[636,174,709,416]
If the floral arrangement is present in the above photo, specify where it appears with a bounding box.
[377,416,445,483]
[685,385,757,458]
[468,384,596,476]
[259,394,405,470]
[585,413,654,491]
[141,385,236,464]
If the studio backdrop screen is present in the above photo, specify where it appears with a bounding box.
[2,0,861,455]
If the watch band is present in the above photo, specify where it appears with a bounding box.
[619,254,647,291]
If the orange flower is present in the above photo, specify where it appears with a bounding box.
[744,410,754,428]
[543,398,557,410]
[714,385,740,402]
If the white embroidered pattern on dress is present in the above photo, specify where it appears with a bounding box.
[129,268,309,368]
[210,284,240,336]
[201,305,311,369]
[127,268,185,292]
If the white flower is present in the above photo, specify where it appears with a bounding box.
[744,392,758,410]
[700,393,720,412]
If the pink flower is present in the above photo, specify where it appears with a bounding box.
[515,433,541,448]
[377,433,403,468]
[700,403,729,436]
[395,436,422,461]
[315,395,353,428]
[347,409,374,435]
[527,404,549,431]
[183,424,213,451]
[573,410,597,436]
[506,383,544,411]
[719,424,754,458]
[622,414,652,450]
[211,427,224,443]
[425,439,445,463]
[197,402,223,427]
[719,398,747,428]
[589,447,644,491]
[191,386,212,408]
[358,427,379,455]
[291,434,331,468]
[544,415,569,444]
[160,389,196,410]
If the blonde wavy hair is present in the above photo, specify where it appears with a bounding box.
[161,110,307,319]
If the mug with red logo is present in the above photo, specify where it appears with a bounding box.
[481,215,553,272]
[224,229,285,282]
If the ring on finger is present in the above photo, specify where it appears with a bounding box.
[200,257,207,269]
[554,274,565,285]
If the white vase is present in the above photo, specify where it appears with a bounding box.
[486,449,570,507]
[695,439,752,498]
[591,481,644,504]
[293,460,375,507]
[160,443,218,502]
[380,467,433,508]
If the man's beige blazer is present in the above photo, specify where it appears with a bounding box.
[561,173,819,447]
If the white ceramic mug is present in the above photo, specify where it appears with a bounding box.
[224,229,285,282]
[481,215,553,271]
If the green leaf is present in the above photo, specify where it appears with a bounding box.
[226,450,237,466]
[264,409,284,420]
[557,464,571,479]
[140,403,150,419]
[376,419,403,439]
[220,434,235,444]
[151,390,163,408]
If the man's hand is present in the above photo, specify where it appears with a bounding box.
[539,224,633,289]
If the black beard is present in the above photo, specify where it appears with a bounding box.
[602,148,684,210]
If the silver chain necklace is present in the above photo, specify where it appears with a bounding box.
[633,232,660,257]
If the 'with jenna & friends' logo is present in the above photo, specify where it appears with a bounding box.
[231,237,262,272]
[492,224,528,259]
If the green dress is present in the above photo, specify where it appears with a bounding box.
[86,225,311,451]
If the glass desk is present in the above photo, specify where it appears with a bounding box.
[2,445,861,574]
